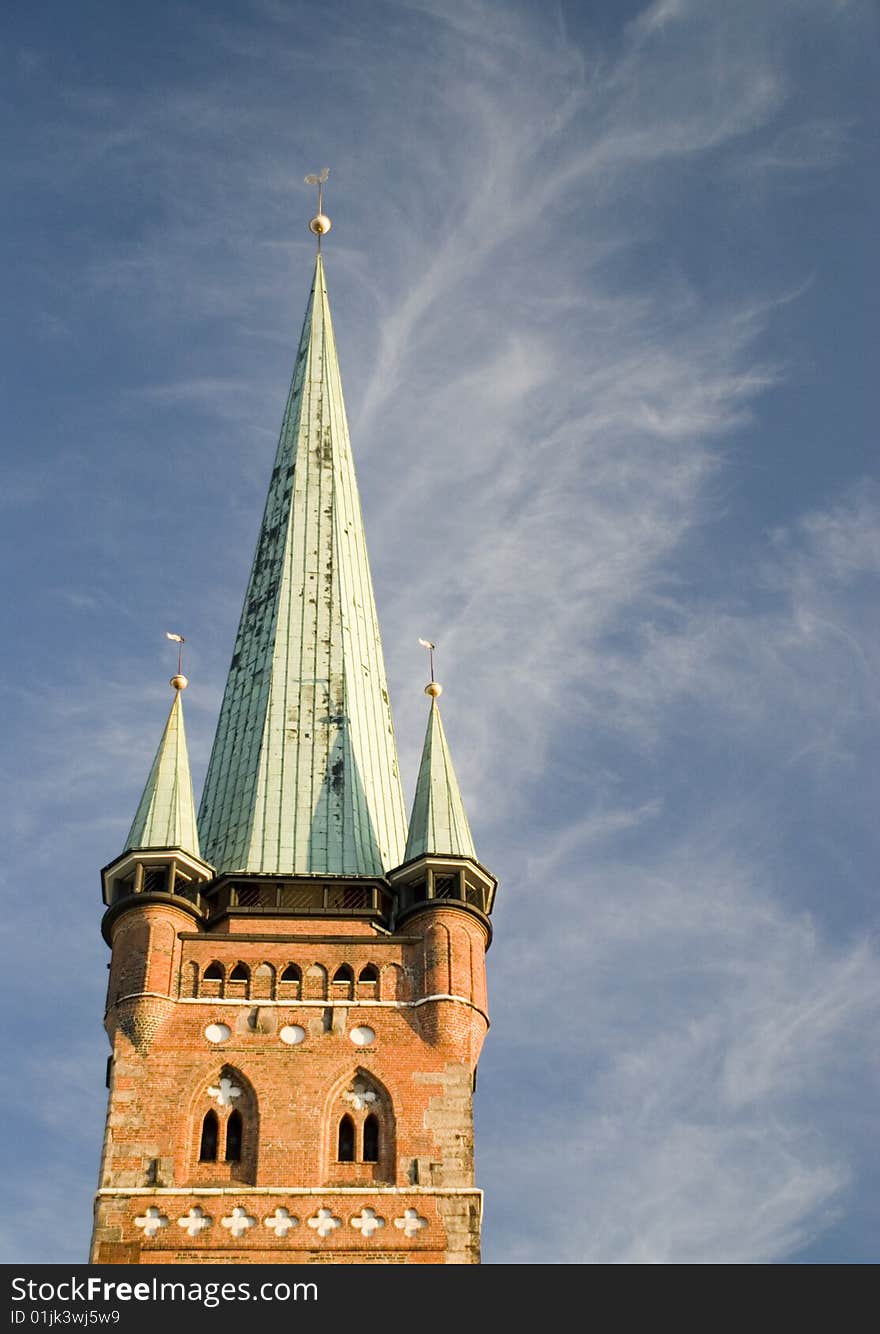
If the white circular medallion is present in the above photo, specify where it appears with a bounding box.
[350,1025,376,1047]
[204,1023,230,1044]
[279,1025,306,1046]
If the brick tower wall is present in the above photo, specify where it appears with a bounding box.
[91,899,488,1265]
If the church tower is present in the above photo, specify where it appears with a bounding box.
[91,195,498,1265]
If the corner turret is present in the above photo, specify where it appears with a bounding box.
[101,675,213,918]
[99,673,214,1072]
[390,680,496,930]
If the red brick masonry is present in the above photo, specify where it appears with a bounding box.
[92,900,489,1265]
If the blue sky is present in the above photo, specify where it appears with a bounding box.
[2,0,878,1264]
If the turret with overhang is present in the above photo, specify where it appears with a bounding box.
[390,680,496,929]
[101,674,213,919]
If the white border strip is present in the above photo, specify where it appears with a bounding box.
[115,992,490,1026]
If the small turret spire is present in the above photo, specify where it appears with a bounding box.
[125,673,201,857]
[404,678,476,862]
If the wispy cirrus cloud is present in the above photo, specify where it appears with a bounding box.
[481,829,879,1263]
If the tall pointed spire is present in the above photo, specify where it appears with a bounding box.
[126,682,201,856]
[198,254,407,876]
[404,685,476,862]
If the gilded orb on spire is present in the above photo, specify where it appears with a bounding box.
[305,167,331,240]
[418,638,441,697]
[165,631,187,689]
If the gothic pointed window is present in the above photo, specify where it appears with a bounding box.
[190,1067,259,1185]
[227,962,250,999]
[358,964,379,997]
[199,962,223,999]
[363,1113,379,1163]
[279,963,301,999]
[199,1110,218,1162]
[337,1115,355,1162]
[225,1110,243,1163]
[326,1073,396,1184]
[332,964,354,999]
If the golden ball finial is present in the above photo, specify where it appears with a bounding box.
[424,681,443,698]
[170,674,188,691]
[309,213,332,236]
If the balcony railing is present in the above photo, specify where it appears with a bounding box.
[206,879,386,918]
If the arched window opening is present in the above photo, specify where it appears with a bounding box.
[199,1110,219,1162]
[203,962,223,981]
[332,964,354,999]
[225,1110,243,1163]
[226,962,250,998]
[279,964,301,999]
[190,1068,259,1186]
[325,1074,395,1185]
[359,964,379,983]
[363,1113,379,1163]
[337,1115,355,1162]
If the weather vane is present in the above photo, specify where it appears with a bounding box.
[165,631,187,689]
[419,638,442,698]
[304,167,331,248]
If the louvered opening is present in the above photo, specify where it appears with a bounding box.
[325,885,371,910]
[234,884,276,909]
[142,866,168,895]
[433,875,459,900]
[278,884,322,912]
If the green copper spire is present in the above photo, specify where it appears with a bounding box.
[404,689,476,862]
[198,254,407,876]
[125,684,201,856]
